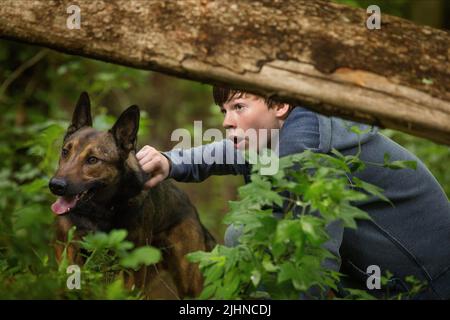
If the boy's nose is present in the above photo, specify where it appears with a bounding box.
[222,113,236,129]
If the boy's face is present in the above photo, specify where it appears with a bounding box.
[219,93,285,151]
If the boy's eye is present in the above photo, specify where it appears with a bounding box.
[61,148,69,158]
[86,156,99,165]
[235,104,244,110]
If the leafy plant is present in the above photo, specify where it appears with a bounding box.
[188,145,421,299]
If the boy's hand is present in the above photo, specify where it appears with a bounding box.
[136,145,171,189]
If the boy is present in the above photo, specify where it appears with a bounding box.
[136,87,450,299]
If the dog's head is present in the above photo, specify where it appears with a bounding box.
[49,92,147,216]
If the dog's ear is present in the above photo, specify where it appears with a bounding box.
[110,105,140,152]
[65,92,93,139]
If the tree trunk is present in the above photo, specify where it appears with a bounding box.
[0,0,449,144]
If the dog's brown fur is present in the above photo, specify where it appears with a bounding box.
[50,92,215,298]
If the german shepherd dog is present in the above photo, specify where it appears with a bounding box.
[49,92,215,298]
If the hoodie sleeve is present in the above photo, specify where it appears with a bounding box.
[161,139,250,182]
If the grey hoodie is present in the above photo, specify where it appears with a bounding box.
[163,107,450,299]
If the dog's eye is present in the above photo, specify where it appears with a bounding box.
[86,156,99,165]
[61,148,69,158]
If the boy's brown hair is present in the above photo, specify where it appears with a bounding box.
[212,85,293,110]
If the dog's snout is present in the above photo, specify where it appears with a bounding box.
[49,177,68,196]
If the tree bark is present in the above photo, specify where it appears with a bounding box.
[0,0,449,144]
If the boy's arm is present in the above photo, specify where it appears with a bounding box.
[161,139,250,182]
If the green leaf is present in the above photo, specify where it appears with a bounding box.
[338,204,371,229]
[81,229,133,252]
[262,257,278,272]
[204,264,224,283]
[352,177,392,205]
[385,160,417,170]
[350,126,370,136]
[239,175,283,207]
[105,278,129,300]
[278,262,297,283]
[251,270,261,287]
[383,153,417,170]
[107,230,129,246]
[120,246,161,269]
[343,288,377,300]
[300,216,326,244]
[199,284,216,299]
[219,270,241,299]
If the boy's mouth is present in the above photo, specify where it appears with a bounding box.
[231,136,245,149]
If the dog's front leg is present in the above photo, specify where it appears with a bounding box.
[54,216,84,266]
[164,217,210,298]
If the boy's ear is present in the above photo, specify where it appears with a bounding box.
[65,92,92,139]
[110,105,140,152]
[275,103,292,120]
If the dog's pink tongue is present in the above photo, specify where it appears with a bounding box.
[51,197,77,215]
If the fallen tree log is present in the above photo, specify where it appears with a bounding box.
[0,0,449,144]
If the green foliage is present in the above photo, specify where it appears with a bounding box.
[79,229,160,272]
[188,147,425,299]
[189,150,363,299]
